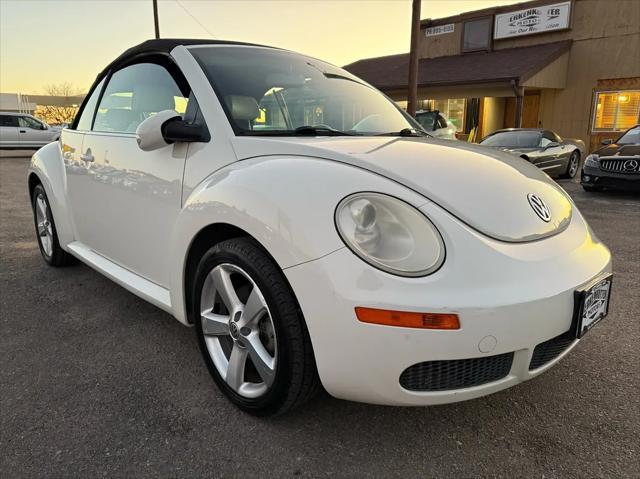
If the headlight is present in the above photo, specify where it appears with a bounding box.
[584,154,599,167]
[335,193,445,277]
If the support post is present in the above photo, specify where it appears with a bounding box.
[407,0,421,116]
[511,80,524,128]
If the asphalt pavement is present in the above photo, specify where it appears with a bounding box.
[1,155,638,478]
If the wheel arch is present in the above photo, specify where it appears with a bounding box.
[183,223,252,324]
[28,142,74,248]
[28,171,41,200]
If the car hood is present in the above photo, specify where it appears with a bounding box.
[231,136,572,242]
[593,143,640,157]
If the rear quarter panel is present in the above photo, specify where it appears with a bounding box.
[28,138,76,248]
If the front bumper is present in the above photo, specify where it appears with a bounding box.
[581,164,640,191]
[285,200,612,406]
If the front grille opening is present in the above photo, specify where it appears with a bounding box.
[399,352,514,392]
[600,159,640,174]
[529,332,575,370]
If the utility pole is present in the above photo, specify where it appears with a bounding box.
[407,0,421,116]
[153,0,160,39]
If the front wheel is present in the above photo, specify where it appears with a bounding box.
[562,151,580,179]
[192,238,320,416]
[31,184,75,266]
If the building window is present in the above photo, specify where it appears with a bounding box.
[592,90,640,132]
[418,98,466,132]
[462,17,492,52]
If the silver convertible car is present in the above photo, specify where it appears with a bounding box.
[480,128,586,179]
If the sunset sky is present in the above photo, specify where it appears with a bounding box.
[0,0,520,94]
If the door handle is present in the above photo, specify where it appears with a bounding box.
[80,153,95,162]
[19,129,26,133]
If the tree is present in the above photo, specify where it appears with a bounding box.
[34,82,83,125]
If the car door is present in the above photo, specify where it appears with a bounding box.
[17,116,51,147]
[72,60,191,287]
[63,78,105,241]
[552,131,572,169]
[0,115,18,147]
[536,131,564,174]
[0,114,19,146]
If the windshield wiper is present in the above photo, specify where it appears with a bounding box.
[376,128,429,137]
[293,125,354,136]
[237,126,355,137]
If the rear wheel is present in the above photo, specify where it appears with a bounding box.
[31,184,75,266]
[562,151,580,179]
[192,238,320,416]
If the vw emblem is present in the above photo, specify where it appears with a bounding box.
[229,321,240,340]
[623,159,638,171]
[527,193,551,223]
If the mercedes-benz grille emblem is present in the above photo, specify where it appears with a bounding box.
[623,159,638,171]
[527,193,551,223]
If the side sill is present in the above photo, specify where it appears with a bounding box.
[67,241,172,313]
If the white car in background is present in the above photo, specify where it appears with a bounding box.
[415,110,458,140]
[0,112,60,148]
[28,39,612,416]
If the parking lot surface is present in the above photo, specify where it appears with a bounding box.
[1,155,638,478]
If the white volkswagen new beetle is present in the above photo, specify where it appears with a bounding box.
[28,40,613,416]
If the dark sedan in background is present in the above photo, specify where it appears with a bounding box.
[581,125,640,192]
[480,128,585,179]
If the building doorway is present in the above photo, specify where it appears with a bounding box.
[504,91,540,128]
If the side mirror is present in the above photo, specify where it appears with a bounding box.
[544,141,559,150]
[136,109,210,151]
[601,138,613,145]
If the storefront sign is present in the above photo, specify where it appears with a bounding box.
[494,1,571,39]
[425,23,454,37]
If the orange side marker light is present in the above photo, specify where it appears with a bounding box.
[355,307,460,330]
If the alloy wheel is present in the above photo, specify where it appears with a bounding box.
[200,263,277,398]
[568,153,579,178]
[35,193,53,257]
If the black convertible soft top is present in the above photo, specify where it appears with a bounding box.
[96,38,272,81]
[71,38,273,130]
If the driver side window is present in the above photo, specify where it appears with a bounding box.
[93,62,189,134]
[19,116,44,130]
[540,132,557,147]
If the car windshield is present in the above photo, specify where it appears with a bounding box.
[189,46,422,136]
[616,126,640,144]
[415,111,438,131]
[480,131,542,148]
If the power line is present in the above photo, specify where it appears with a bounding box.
[152,0,160,38]
[174,0,218,39]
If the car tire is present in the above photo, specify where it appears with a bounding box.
[31,183,76,267]
[582,185,602,192]
[561,151,580,179]
[192,237,320,416]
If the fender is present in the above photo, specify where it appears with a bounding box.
[168,156,428,323]
[28,141,75,249]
